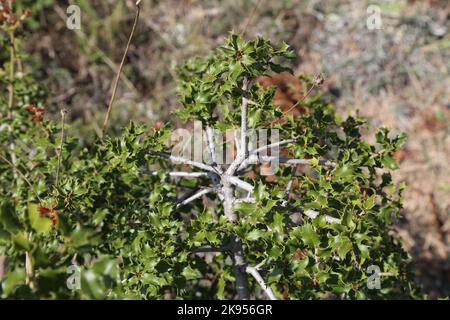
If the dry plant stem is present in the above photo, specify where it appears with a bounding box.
[7,30,17,178]
[55,109,67,187]
[10,33,23,73]
[281,80,318,116]
[240,0,262,37]
[25,232,35,289]
[101,3,141,136]
[0,154,43,204]
[7,33,14,116]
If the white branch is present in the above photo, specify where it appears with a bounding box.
[229,176,254,193]
[226,78,249,175]
[303,209,341,224]
[234,197,256,204]
[148,150,216,173]
[176,188,213,208]
[281,166,296,207]
[246,266,277,300]
[278,157,336,167]
[206,126,219,169]
[238,155,336,172]
[241,77,249,158]
[168,171,208,178]
[237,139,297,171]
[252,138,297,156]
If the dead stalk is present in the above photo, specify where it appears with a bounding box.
[7,29,17,177]
[101,2,141,136]
[56,108,67,187]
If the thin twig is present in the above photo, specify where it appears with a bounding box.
[7,29,17,178]
[101,1,141,136]
[281,166,297,207]
[141,170,209,178]
[234,197,256,204]
[252,139,297,156]
[0,154,43,204]
[243,155,336,171]
[176,188,213,208]
[7,31,15,123]
[55,108,67,187]
[241,78,249,158]
[246,266,277,300]
[147,150,216,173]
[280,73,324,117]
[191,246,229,254]
[277,157,336,167]
[237,139,297,171]
[240,0,263,38]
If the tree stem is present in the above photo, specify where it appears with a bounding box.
[223,178,250,299]
[231,236,250,300]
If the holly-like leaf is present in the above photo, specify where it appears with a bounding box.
[28,203,52,234]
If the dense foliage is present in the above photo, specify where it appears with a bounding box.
[0,2,417,299]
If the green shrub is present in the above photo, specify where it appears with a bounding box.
[0,2,417,299]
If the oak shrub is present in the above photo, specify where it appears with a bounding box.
[0,11,416,299]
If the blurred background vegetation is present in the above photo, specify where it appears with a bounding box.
[1,0,449,298]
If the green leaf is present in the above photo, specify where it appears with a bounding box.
[0,201,21,234]
[331,235,353,260]
[234,202,256,215]
[333,165,354,180]
[381,155,399,170]
[297,224,320,247]
[217,277,226,300]
[364,196,376,210]
[28,203,52,234]
[182,266,201,281]
[1,268,26,297]
[246,229,264,241]
[81,269,105,299]
[12,232,31,251]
